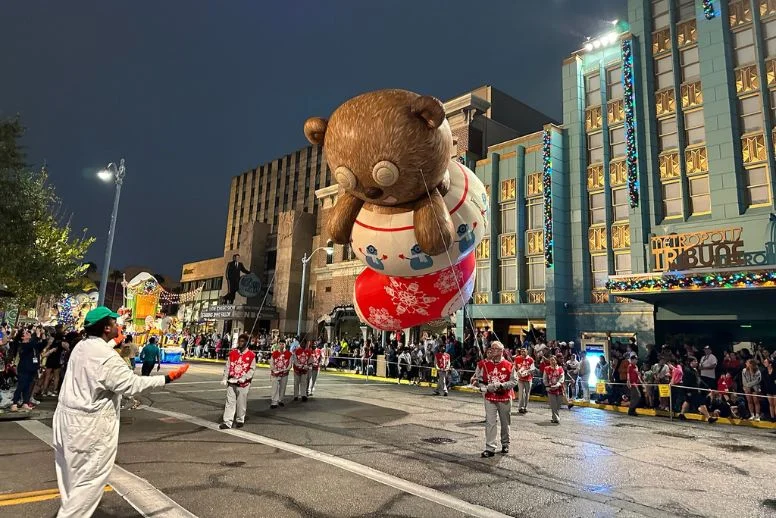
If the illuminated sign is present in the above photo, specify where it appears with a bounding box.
[651,227,745,272]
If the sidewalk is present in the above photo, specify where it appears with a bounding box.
[187,358,776,430]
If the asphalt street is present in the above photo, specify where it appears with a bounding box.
[1,362,775,518]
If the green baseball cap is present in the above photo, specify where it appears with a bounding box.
[84,306,120,326]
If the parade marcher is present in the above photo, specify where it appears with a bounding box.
[53,307,189,518]
[293,340,312,401]
[543,355,565,424]
[397,347,412,384]
[270,342,292,409]
[433,345,451,396]
[220,334,256,429]
[308,342,322,396]
[472,341,516,457]
[139,336,161,376]
[514,348,534,413]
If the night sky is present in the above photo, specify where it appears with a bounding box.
[1,1,625,279]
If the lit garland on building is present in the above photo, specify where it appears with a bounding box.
[606,269,776,293]
[702,0,716,20]
[621,38,639,209]
[127,276,203,305]
[542,128,553,267]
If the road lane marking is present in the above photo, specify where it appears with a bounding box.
[0,487,112,506]
[140,405,511,518]
[16,420,199,518]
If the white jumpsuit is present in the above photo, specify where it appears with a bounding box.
[53,336,166,518]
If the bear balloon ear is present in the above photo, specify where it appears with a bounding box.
[411,95,446,129]
[304,117,328,145]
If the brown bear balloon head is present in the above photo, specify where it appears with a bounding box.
[303,89,453,206]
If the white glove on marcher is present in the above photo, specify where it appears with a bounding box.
[221,380,228,386]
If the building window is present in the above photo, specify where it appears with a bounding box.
[684,109,706,145]
[736,65,760,95]
[662,181,683,218]
[742,133,767,163]
[733,26,756,67]
[475,264,491,293]
[611,223,631,250]
[500,234,516,258]
[677,19,697,47]
[587,164,605,190]
[499,260,517,293]
[685,146,709,175]
[589,191,606,225]
[681,81,703,108]
[763,0,776,20]
[744,165,772,206]
[526,172,543,197]
[680,45,700,83]
[500,178,516,202]
[610,126,626,158]
[654,55,674,90]
[607,66,623,99]
[612,187,629,222]
[656,88,676,116]
[653,28,671,54]
[607,99,625,125]
[526,229,544,255]
[585,106,603,132]
[589,227,608,251]
[527,256,545,290]
[585,73,601,106]
[659,152,681,180]
[588,131,604,164]
[614,252,632,275]
[527,197,543,230]
[729,0,753,28]
[610,158,628,186]
[591,254,609,289]
[475,238,490,260]
[739,96,764,134]
[652,0,670,29]
[343,243,356,261]
[688,175,711,215]
[658,118,679,151]
[500,203,516,234]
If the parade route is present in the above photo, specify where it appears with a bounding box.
[2,363,775,518]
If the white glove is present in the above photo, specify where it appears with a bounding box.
[486,383,497,393]
[221,380,228,386]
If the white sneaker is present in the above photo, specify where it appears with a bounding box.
[748,415,755,421]
[755,415,761,422]
[29,398,41,405]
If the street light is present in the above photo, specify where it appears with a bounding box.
[297,240,334,338]
[97,159,126,306]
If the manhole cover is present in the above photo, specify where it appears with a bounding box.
[422,437,456,444]
[219,461,246,467]
[763,499,776,511]
[717,444,763,453]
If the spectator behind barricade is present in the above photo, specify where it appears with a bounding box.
[668,358,684,413]
[653,357,671,411]
[594,355,609,403]
[677,357,717,424]
[762,357,776,422]
[699,345,718,389]
[742,358,762,421]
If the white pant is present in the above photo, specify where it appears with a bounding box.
[484,399,511,452]
[54,407,118,517]
[548,393,562,422]
[436,371,448,394]
[294,371,309,398]
[308,368,319,395]
[517,380,532,409]
[271,375,288,405]
[223,384,249,426]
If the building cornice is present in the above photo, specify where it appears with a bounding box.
[444,94,491,117]
[315,184,339,200]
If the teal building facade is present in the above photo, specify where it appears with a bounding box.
[463,0,776,348]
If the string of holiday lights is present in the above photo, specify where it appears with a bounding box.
[621,38,639,209]
[127,277,204,304]
[542,128,553,268]
[606,269,776,293]
[702,0,716,20]
[58,297,75,328]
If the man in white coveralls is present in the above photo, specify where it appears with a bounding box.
[53,306,190,517]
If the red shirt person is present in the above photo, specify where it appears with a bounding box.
[270,345,292,408]
[626,355,643,416]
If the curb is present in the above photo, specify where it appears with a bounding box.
[186,359,776,430]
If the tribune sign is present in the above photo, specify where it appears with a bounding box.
[200,304,264,321]
[651,227,745,272]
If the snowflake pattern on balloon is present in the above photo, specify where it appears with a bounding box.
[368,307,403,330]
[433,267,465,294]
[384,277,438,316]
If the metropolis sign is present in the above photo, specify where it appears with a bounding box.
[651,227,745,272]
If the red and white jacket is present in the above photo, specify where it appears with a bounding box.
[434,352,451,371]
[293,347,312,375]
[310,348,323,370]
[223,348,256,388]
[515,355,534,382]
[543,366,565,395]
[270,350,292,378]
[474,359,517,402]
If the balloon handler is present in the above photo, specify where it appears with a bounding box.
[53,307,190,518]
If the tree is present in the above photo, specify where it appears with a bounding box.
[0,117,95,311]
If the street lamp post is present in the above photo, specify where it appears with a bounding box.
[297,241,334,338]
[97,159,126,306]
